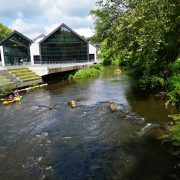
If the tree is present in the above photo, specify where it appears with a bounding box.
[0,23,12,41]
[92,0,179,87]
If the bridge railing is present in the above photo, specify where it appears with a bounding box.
[34,60,95,65]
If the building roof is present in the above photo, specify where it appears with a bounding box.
[0,30,33,45]
[39,23,88,44]
[33,34,46,42]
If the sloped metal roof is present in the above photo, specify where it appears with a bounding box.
[0,30,33,45]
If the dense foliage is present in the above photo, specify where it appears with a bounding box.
[0,23,12,41]
[91,0,179,87]
[167,114,180,145]
[167,58,180,106]
[0,87,13,95]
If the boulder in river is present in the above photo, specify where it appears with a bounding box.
[68,100,77,108]
[109,102,118,112]
[49,105,57,110]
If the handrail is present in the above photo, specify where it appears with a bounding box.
[34,60,95,64]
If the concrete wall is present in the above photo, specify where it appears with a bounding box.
[0,46,5,66]
[30,43,40,65]
[30,37,44,65]
[89,43,97,62]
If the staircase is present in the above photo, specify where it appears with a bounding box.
[7,67,42,82]
[0,72,14,87]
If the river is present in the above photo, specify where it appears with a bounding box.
[0,66,179,180]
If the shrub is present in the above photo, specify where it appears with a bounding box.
[0,87,13,95]
[31,83,39,87]
[90,63,102,70]
[138,75,165,90]
[72,64,102,79]
[167,74,180,106]
[167,114,180,146]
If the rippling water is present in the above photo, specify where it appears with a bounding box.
[0,67,178,180]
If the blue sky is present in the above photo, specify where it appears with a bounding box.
[0,0,97,39]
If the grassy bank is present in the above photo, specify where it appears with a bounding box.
[70,63,102,79]
[166,114,180,146]
[0,87,13,96]
[167,59,180,106]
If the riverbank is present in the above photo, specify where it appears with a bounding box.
[0,83,48,99]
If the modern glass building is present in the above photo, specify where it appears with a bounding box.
[39,24,89,63]
[0,24,96,66]
[0,31,32,66]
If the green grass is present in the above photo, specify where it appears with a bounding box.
[22,77,41,82]
[167,58,180,106]
[167,114,180,146]
[167,74,180,106]
[72,63,102,79]
[0,75,13,86]
[168,74,180,90]
[0,87,13,94]
[7,67,42,82]
[73,68,100,78]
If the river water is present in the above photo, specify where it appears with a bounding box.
[0,67,179,180]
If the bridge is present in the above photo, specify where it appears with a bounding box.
[28,62,94,76]
[0,62,95,90]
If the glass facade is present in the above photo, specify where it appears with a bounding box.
[40,26,88,63]
[2,33,31,66]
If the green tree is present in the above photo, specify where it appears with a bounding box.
[0,23,12,40]
[92,0,179,87]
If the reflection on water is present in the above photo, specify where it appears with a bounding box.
[126,79,178,124]
[0,66,179,180]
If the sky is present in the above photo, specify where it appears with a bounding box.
[0,0,97,39]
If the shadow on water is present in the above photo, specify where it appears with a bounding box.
[0,66,179,180]
[125,77,178,124]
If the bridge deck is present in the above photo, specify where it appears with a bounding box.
[28,62,94,76]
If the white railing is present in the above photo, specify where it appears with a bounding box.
[34,60,95,64]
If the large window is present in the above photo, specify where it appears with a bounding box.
[40,26,88,62]
[2,33,30,66]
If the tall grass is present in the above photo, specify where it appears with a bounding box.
[167,59,180,106]
[71,63,102,79]
[167,114,180,146]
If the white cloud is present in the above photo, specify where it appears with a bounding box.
[74,28,95,38]
[10,19,43,38]
[44,24,60,34]
[53,0,96,17]
[10,18,95,39]
[5,0,97,39]
[0,0,43,18]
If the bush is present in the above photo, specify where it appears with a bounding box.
[72,64,102,79]
[170,58,180,73]
[138,75,165,90]
[102,59,112,66]
[150,76,165,88]
[0,87,13,95]
[90,63,102,70]
[31,83,39,87]
[167,74,180,106]
[73,68,100,78]
[167,114,180,146]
